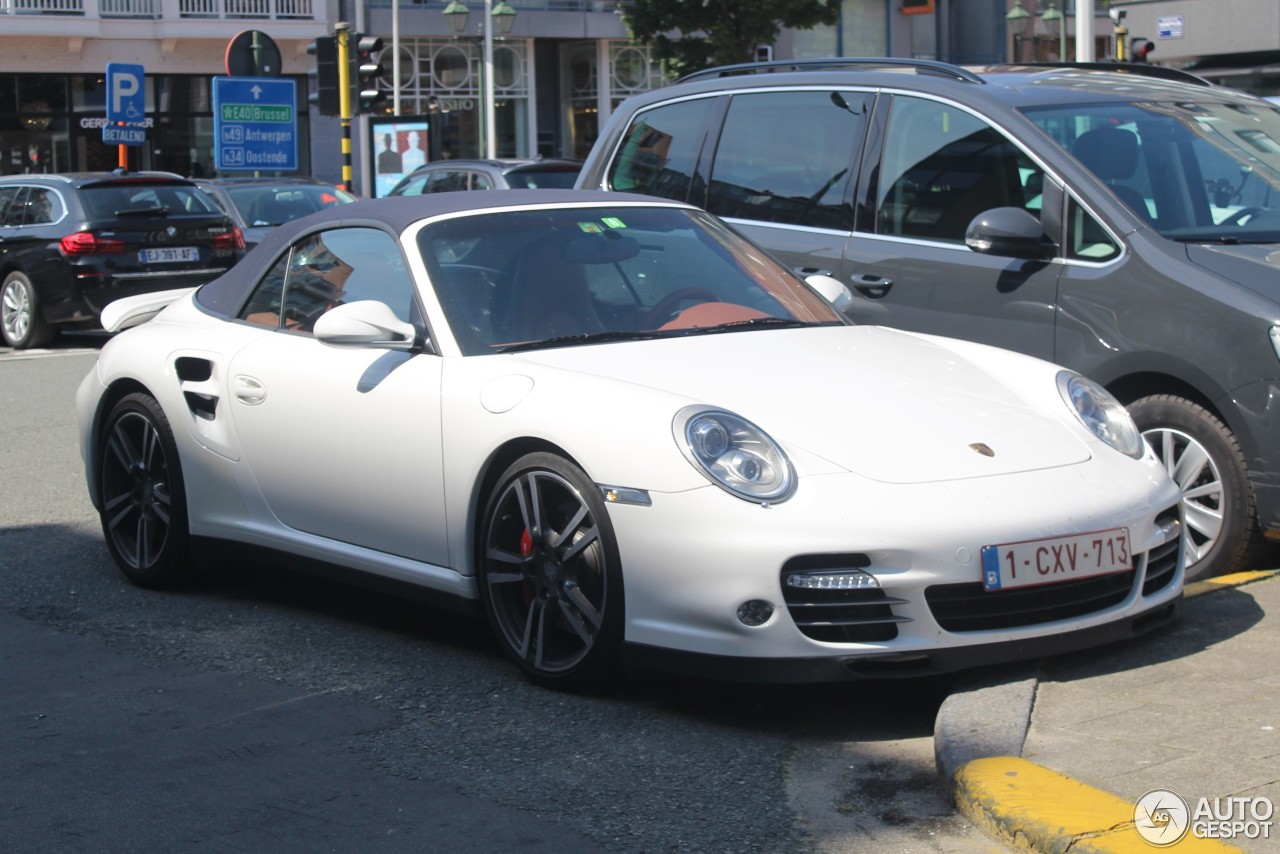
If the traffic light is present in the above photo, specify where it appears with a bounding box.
[1130,38,1155,63]
[307,36,339,116]
[350,33,386,115]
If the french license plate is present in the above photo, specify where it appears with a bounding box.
[140,247,199,264]
[980,527,1131,591]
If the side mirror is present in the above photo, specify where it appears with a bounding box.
[313,300,417,350]
[965,207,1057,261]
[805,274,853,312]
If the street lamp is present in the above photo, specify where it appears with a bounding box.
[1042,1,1066,62]
[1005,0,1032,63]
[441,0,517,159]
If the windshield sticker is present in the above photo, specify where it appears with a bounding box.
[578,222,603,233]
[601,217,627,229]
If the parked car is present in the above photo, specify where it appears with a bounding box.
[76,190,1185,688]
[192,177,356,248]
[578,57,1280,582]
[385,158,582,196]
[0,171,243,349]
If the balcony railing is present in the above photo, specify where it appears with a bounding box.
[1,0,314,17]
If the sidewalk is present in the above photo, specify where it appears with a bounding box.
[945,571,1280,853]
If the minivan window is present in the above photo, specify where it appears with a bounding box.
[606,99,708,202]
[1025,100,1280,242]
[706,91,865,230]
[871,96,1043,243]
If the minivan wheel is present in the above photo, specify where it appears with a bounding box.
[1,271,56,349]
[1130,395,1262,583]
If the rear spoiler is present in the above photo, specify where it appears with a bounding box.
[100,287,198,333]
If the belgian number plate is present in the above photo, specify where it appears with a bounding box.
[140,247,199,264]
[980,527,1131,591]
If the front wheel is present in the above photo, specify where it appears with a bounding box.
[478,453,624,688]
[1130,395,1262,582]
[98,393,191,587]
[1,271,56,349]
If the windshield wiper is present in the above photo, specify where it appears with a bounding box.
[115,206,169,217]
[701,317,821,333]
[495,330,669,353]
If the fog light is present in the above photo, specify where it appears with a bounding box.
[785,569,880,590]
[737,599,774,627]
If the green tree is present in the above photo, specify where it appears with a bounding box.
[621,0,840,78]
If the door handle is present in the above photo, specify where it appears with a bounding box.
[233,374,267,405]
[851,274,893,299]
[793,266,834,278]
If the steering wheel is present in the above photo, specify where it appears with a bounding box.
[643,288,720,328]
[1222,206,1267,227]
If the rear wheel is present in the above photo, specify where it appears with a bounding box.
[1130,394,1263,582]
[98,393,191,587]
[478,452,624,688]
[1,271,56,349]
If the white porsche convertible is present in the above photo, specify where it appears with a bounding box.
[76,191,1186,687]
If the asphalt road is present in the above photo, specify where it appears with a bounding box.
[0,340,995,853]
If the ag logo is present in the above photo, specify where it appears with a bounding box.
[1134,789,1190,846]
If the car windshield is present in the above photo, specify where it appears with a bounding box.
[226,184,356,226]
[417,205,844,355]
[1024,98,1280,243]
[502,167,581,189]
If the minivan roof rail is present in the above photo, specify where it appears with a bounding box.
[984,61,1214,87]
[677,57,986,85]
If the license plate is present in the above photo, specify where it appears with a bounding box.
[980,527,1131,591]
[139,247,199,264]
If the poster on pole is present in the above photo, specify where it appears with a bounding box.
[370,120,430,197]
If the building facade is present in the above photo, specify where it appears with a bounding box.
[3,0,1275,195]
[0,0,664,194]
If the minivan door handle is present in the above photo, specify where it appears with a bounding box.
[793,266,834,278]
[851,273,893,299]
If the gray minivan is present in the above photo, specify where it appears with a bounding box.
[578,59,1280,581]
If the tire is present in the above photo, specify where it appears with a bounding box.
[98,393,192,588]
[1130,394,1263,582]
[1,271,56,349]
[477,452,625,688]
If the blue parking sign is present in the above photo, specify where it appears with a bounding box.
[106,63,145,125]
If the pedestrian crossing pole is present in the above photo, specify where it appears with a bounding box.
[336,22,354,193]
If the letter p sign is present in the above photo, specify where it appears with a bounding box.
[106,63,145,124]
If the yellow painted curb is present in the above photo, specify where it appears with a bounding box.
[1184,569,1280,599]
[953,757,1242,853]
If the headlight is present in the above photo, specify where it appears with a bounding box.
[673,406,795,503]
[1057,371,1145,459]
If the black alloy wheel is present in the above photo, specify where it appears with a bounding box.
[479,452,624,688]
[99,393,191,587]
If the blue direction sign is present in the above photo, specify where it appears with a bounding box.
[212,77,298,172]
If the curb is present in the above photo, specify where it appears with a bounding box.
[953,757,1242,853]
[940,572,1278,852]
[1183,569,1279,599]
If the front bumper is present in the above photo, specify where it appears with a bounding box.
[607,453,1185,679]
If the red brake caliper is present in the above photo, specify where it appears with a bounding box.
[520,528,534,606]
